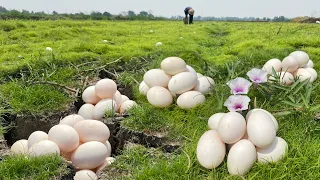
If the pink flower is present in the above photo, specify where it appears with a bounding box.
[247,68,268,85]
[224,95,251,112]
[227,77,252,95]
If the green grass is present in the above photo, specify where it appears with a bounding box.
[0,154,69,180]
[0,20,320,179]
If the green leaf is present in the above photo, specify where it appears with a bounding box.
[310,104,320,112]
[282,100,303,108]
[273,111,292,116]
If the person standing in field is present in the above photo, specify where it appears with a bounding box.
[184,7,194,24]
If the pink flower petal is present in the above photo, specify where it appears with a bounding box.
[224,95,251,112]
[227,77,252,95]
[247,68,268,84]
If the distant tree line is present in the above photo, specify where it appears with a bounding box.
[170,15,290,22]
[0,6,290,22]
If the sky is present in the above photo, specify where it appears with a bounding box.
[1,0,320,18]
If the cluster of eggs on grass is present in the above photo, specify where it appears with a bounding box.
[197,109,288,176]
[139,57,214,109]
[9,79,137,180]
[262,51,317,85]
[78,78,137,120]
[10,115,113,180]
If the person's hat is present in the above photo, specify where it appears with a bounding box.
[189,9,194,15]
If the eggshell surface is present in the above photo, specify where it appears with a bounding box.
[257,137,288,163]
[48,124,79,152]
[10,139,28,154]
[177,91,205,109]
[147,86,173,107]
[29,140,60,157]
[143,69,172,88]
[161,57,187,75]
[217,112,246,144]
[196,130,226,169]
[168,72,197,94]
[74,120,110,143]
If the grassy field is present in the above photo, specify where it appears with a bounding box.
[0,20,320,179]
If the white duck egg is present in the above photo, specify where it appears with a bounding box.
[92,99,117,120]
[185,65,197,76]
[177,91,206,109]
[82,86,100,104]
[71,141,108,170]
[305,68,317,82]
[227,131,249,151]
[139,81,150,95]
[246,109,278,131]
[10,139,28,154]
[227,139,257,176]
[196,73,204,78]
[143,69,172,88]
[120,95,130,104]
[78,104,94,120]
[27,131,48,149]
[168,72,197,94]
[112,90,122,110]
[304,60,314,68]
[74,170,98,180]
[120,100,137,113]
[294,68,314,82]
[290,51,309,67]
[217,112,246,144]
[161,57,187,75]
[104,141,112,157]
[193,76,215,94]
[257,137,288,163]
[247,110,276,148]
[269,71,294,85]
[196,130,226,169]
[147,86,173,107]
[48,124,79,153]
[177,91,205,109]
[95,79,117,99]
[60,114,85,127]
[281,56,299,73]
[208,113,226,130]
[262,58,282,75]
[74,120,110,143]
[29,140,60,157]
